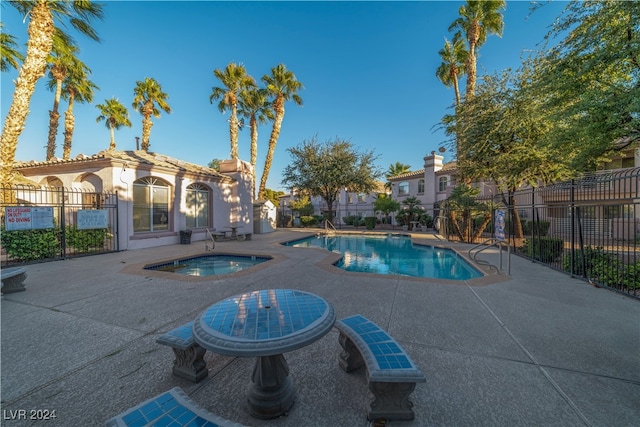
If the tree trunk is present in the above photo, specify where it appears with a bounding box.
[141,115,153,151]
[258,97,284,200]
[229,103,239,159]
[0,1,54,189]
[46,77,63,160]
[250,114,258,199]
[62,94,75,159]
[109,124,116,150]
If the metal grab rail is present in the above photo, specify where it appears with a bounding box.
[322,220,337,236]
[468,238,511,275]
[205,228,216,251]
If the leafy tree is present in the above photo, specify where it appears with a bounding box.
[397,196,423,229]
[289,195,314,216]
[207,158,221,171]
[374,194,400,224]
[263,188,284,207]
[238,87,273,198]
[210,63,256,160]
[259,64,303,200]
[449,0,505,99]
[384,161,411,191]
[281,136,382,224]
[132,77,171,151]
[532,0,640,170]
[1,0,103,188]
[61,56,97,159]
[96,98,131,151]
[0,23,24,72]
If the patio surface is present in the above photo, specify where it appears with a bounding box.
[1,229,639,427]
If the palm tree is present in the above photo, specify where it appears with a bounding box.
[449,0,505,99]
[0,23,24,72]
[96,98,131,151]
[0,0,102,188]
[45,34,78,160]
[132,77,171,151]
[384,161,411,191]
[61,61,98,159]
[258,64,303,200]
[238,87,274,198]
[436,34,468,107]
[210,63,256,160]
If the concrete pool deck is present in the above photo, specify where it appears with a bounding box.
[1,229,639,426]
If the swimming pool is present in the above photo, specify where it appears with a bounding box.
[284,234,482,280]
[144,254,270,277]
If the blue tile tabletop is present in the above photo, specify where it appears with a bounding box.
[193,289,336,357]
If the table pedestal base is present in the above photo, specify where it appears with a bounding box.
[247,354,295,419]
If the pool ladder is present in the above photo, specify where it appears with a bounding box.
[320,220,337,236]
[205,228,216,251]
[468,238,511,275]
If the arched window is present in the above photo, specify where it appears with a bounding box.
[133,177,170,232]
[186,183,210,228]
[439,176,448,192]
[418,179,425,194]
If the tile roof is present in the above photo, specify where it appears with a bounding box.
[14,150,231,180]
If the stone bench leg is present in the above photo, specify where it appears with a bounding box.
[172,344,207,383]
[1,272,27,294]
[367,381,417,421]
[338,333,365,372]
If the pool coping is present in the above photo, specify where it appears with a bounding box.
[282,231,513,287]
[121,251,287,282]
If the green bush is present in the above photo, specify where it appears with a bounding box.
[364,217,376,230]
[0,228,60,261]
[521,220,550,236]
[521,237,564,262]
[299,216,318,227]
[65,226,109,252]
[562,246,639,289]
[342,215,364,226]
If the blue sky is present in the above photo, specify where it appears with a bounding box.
[1,1,567,191]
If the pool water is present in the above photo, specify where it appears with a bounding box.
[284,234,482,280]
[145,254,270,277]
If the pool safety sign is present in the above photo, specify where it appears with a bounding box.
[5,206,54,231]
[495,209,506,241]
[77,209,108,229]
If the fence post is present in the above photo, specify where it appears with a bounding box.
[60,186,67,259]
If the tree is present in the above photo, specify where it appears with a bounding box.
[61,57,97,159]
[0,23,24,72]
[449,0,505,99]
[258,64,303,200]
[374,194,400,224]
[436,33,468,107]
[281,136,382,224]
[96,98,131,151]
[132,77,171,151]
[263,188,284,207]
[532,0,640,170]
[238,87,273,198]
[397,196,423,230]
[384,161,411,191]
[1,0,102,188]
[210,63,256,160]
[207,158,222,171]
[45,35,78,160]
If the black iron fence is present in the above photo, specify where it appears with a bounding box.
[1,185,119,266]
[439,168,640,298]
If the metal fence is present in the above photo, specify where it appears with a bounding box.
[1,185,119,266]
[440,168,640,299]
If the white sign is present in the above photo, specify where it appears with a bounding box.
[77,209,109,230]
[495,209,506,241]
[5,206,54,231]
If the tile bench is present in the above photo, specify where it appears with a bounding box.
[156,321,208,383]
[105,386,246,427]
[1,267,27,294]
[335,314,426,421]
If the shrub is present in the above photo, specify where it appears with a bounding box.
[563,246,639,289]
[0,228,60,261]
[521,220,550,236]
[521,237,564,262]
[66,226,109,252]
[364,217,376,230]
[299,216,317,227]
